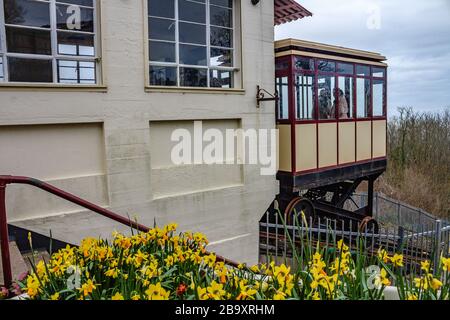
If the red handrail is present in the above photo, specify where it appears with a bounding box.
[0,175,239,291]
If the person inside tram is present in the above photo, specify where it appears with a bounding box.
[332,88,349,119]
[318,88,332,119]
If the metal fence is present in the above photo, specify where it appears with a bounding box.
[348,192,449,232]
[259,193,450,274]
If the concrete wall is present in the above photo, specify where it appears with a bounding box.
[0,0,278,264]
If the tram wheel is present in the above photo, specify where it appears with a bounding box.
[284,197,316,225]
[358,216,379,234]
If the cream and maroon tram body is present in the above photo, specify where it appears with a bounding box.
[271,39,388,230]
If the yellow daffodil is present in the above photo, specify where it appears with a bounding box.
[312,291,321,300]
[273,291,286,300]
[390,254,404,267]
[197,287,209,300]
[207,281,226,300]
[274,264,291,284]
[165,255,175,267]
[421,260,431,273]
[236,281,257,300]
[337,239,349,252]
[145,283,170,300]
[111,292,124,300]
[79,279,97,297]
[50,292,60,300]
[377,248,389,263]
[26,275,40,298]
[441,257,450,272]
[429,277,443,291]
[105,268,119,279]
[407,294,418,300]
[374,268,391,288]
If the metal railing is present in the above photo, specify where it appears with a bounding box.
[348,192,448,232]
[260,194,450,274]
[0,175,240,289]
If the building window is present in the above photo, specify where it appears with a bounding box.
[0,0,99,84]
[148,0,236,88]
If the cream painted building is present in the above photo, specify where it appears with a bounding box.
[0,0,311,263]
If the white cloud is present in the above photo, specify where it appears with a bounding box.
[275,0,450,115]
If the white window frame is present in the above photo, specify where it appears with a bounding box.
[147,0,240,89]
[0,0,101,84]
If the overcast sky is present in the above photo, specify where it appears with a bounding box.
[275,0,450,117]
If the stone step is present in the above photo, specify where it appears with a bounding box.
[0,242,29,285]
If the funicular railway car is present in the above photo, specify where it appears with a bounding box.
[267,39,388,232]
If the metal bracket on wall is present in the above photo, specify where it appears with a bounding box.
[256,85,279,108]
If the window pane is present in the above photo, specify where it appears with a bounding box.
[149,18,176,41]
[4,0,51,28]
[79,61,95,83]
[337,63,354,75]
[179,22,206,45]
[58,31,95,56]
[356,78,371,118]
[179,0,206,23]
[149,41,176,62]
[210,69,232,88]
[56,4,94,33]
[210,26,232,48]
[318,60,335,73]
[276,58,289,72]
[179,44,207,66]
[6,26,51,55]
[295,74,315,120]
[210,48,232,67]
[318,75,336,119]
[356,65,370,77]
[148,0,174,18]
[150,65,177,86]
[372,67,386,78]
[337,77,353,118]
[373,79,385,116]
[294,56,314,71]
[180,67,207,87]
[57,60,96,84]
[276,77,289,120]
[210,0,232,8]
[210,5,232,27]
[58,60,77,81]
[57,0,94,7]
[8,57,52,82]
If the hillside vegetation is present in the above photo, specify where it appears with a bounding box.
[376,107,450,219]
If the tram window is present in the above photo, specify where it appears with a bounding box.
[318,60,336,73]
[337,77,353,118]
[277,76,289,120]
[294,56,314,71]
[276,59,289,72]
[318,75,335,119]
[373,79,385,117]
[356,65,370,77]
[295,74,315,120]
[356,78,371,118]
[372,67,386,78]
[337,63,354,75]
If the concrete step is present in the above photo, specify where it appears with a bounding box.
[0,242,29,285]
